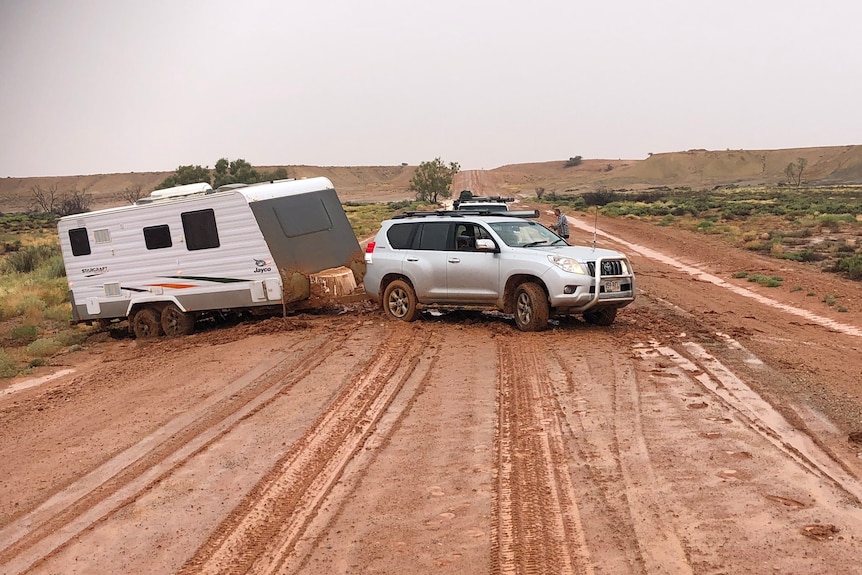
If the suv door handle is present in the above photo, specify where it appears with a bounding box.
[448,257,461,263]
[406,257,419,262]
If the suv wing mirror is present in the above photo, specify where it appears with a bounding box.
[475,238,498,252]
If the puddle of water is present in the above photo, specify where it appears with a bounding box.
[1,369,76,399]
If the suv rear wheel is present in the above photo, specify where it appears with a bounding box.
[383,279,420,322]
[513,282,549,332]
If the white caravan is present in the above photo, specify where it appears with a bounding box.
[57,177,361,338]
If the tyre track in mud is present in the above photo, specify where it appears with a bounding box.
[636,336,862,503]
[178,327,436,575]
[492,337,593,575]
[493,332,692,575]
[0,331,351,575]
[548,336,691,575]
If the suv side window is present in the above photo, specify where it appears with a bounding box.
[387,223,416,249]
[416,222,449,250]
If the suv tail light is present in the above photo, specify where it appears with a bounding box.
[364,241,376,264]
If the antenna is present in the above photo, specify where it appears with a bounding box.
[592,205,599,249]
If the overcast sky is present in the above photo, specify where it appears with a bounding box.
[1,0,860,177]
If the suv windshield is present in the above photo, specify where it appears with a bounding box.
[489,220,565,247]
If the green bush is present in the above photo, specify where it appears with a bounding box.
[2,244,60,274]
[26,337,62,358]
[10,325,38,341]
[748,274,783,287]
[14,295,47,316]
[56,329,87,347]
[838,255,862,280]
[0,349,18,378]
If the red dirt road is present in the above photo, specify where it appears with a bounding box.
[2,206,862,574]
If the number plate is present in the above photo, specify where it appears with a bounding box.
[604,280,621,293]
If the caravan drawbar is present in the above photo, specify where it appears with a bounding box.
[57,177,362,338]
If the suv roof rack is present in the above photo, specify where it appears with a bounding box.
[393,209,539,219]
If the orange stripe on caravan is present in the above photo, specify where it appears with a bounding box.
[150,283,197,289]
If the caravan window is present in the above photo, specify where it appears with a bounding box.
[181,209,220,251]
[144,225,172,250]
[68,228,91,256]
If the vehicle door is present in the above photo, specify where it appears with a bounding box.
[447,222,501,302]
[401,221,450,301]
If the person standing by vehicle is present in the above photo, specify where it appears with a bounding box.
[551,207,569,239]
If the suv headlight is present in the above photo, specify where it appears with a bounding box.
[548,255,586,275]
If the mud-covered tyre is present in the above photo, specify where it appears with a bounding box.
[382,279,420,322]
[161,303,196,337]
[584,307,617,326]
[513,282,549,332]
[131,307,164,339]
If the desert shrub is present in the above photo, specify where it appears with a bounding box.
[56,329,88,347]
[780,249,817,262]
[817,214,847,232]
[10,325,38,341]
[564,156,583,168]
[823,294,838,306]
[582,189,620,206]
[696,220,716,232]
[838,255,862,280]
[29,357,46,368]
[43,304,71,322]
[13,294,47,317]
[0,349,18,378]
[748,274,783,287]
[26,337,62,358]
[732,271,750,279]
[42,255,67,279]
[2,244,59,274]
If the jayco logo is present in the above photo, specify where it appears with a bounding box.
[253,259,272,273]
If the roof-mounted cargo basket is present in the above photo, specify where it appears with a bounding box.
[394,209,539,219]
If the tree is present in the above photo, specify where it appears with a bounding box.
[30,184,91,215]
[30,184,59,213]
[120,184,144,204]
[409,157,460,203]
[155,164,211,190]
[784,157,808,187]
[564,156,583,168]
[58,186,91,215]
[214,158,260,188]
[155,160,289,191]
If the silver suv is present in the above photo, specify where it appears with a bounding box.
[363,210,636,331]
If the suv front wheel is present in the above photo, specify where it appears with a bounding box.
[513,282,549,332]
[383,279,420,322]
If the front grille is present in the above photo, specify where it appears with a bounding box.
[587,260,624,277]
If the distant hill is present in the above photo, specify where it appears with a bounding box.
[2,145,861,213]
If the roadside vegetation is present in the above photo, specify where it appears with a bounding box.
[0,213,93,378]
[542,184,862,282]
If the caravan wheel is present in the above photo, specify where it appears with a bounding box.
[132,307,164,339]
[161,304,196,337]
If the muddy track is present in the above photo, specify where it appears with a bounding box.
[0,331,352,574]
[492,337,592,575]
[179,327,436,574]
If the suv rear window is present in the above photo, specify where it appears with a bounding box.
[386,223,415,249]
[385,221,450,250]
